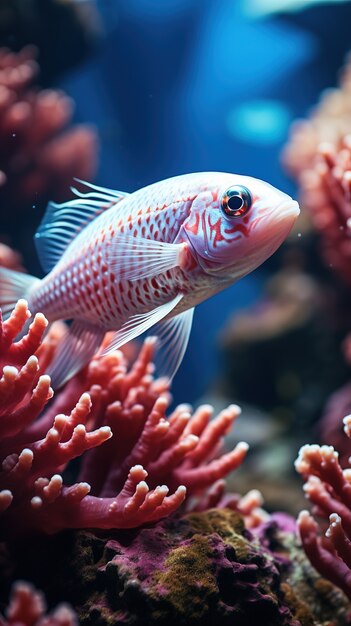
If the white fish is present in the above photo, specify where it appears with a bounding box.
[0,172,299,387]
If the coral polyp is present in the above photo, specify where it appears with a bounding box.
[0,300,248,536]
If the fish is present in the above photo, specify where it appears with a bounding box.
[0,172,300,388]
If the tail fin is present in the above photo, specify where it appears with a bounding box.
[0,267,40,317]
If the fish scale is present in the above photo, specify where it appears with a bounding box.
[30,198,195,326]
[0,171,299,387]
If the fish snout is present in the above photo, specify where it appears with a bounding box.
[275,199,300,222]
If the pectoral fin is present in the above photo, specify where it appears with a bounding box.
[107,235,184,282]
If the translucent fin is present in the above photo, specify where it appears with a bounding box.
[107,235,183,281]
[72,178,128,200]
[101,293,184,355]
[0,267,40,317]
[35,181,129,273]
[152,307,194,380]
[47,319,104,389]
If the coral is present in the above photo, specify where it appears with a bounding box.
[0,581,77,626]
[283,54,351,285]
[0,300,249,536]
[318,381,351,468]
[3,508,349,626]
[283,54,351,178]
[285,54,351,601]
[0,46,98,210]
[295,436,351,601]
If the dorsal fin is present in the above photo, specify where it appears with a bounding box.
[34,180,129,273]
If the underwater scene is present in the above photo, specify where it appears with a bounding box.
[2,0,351,624]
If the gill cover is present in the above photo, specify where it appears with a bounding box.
[183,188,251,272]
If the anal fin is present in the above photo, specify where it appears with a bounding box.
[47,320,104,389]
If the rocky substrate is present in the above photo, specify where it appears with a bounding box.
[1,508,350,626]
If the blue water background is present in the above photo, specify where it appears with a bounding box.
[58,0,350,403]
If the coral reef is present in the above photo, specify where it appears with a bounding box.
[283,54,351,286]
[0,300,250,537]
[2,508,349,626]
[284,51,351,607]
[0,45,98,212]
[1,296,351,622]
[295,431,351,601]
[0,581,77,626]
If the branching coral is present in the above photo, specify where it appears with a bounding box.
[295,435,351,600]
[0,300,249,537]
[284,54,351,604]
[0,46,98,208]
[0,581,77,626]
[283,55,351,285]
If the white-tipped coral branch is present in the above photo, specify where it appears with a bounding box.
[0,302,249,536]
[296,417,351,599]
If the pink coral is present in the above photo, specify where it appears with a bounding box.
[0,46,98,207]
[283,55,351,285]
[0,581,77,626]
[0,300,249,536]
[295,437,351,600]
[283,55,351,178]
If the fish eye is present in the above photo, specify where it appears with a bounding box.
[221,185,252,218]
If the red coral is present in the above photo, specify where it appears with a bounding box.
[0,46,98,207]
[0,301,249,536]
[295,438,351,600]
[0,581,77,626]
[283,55,351,286]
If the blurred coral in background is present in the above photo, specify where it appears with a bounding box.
[0,45,98,273]
[0,46,98,209]
[0,243,23,272]
[0,581,77,626]
[283,54,351,286]
[283,51,351,604]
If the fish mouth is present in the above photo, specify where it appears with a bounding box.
[275,199,300,222]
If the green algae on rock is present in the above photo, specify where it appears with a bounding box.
[2,508,350,626]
